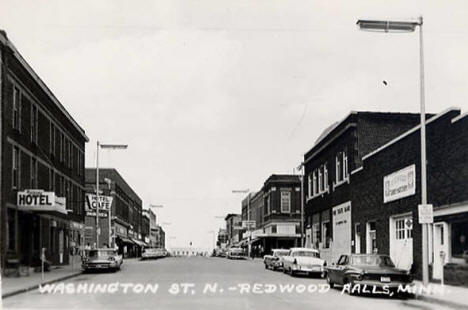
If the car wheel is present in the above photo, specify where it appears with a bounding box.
[327,274,334,289]
[264,263,268,269]
[289,268,295,277]
[320,270,326,279]
[283,267,288,274]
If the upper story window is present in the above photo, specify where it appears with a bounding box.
[265,195,271,214]
[335,150,349,183]
[12,146,20,189]
[280,190,291,213]
[60,132,65,162]
[12,86,21,131]
[30,157,37,188]
[309,163,328,198]
[30,104,38,144]
[49,122,55,156]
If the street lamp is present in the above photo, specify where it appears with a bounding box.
[296,163,305,247]
[95,141,128,248]
[357,16,429,285]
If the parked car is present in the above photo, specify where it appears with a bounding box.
[227,247,247,259]
[326,254,414,293]
[264,249,290,271]
[82,249,123,272]
[282,248,326,277]
[141,248,166,260]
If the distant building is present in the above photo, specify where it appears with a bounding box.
[225,213,242,246]
[143,208,157,247]
[170,247,210,257]
[154,225,165,249]
[217,228,228,248]
[0,30,88,268]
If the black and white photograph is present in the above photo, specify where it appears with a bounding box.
[0,1,468,309]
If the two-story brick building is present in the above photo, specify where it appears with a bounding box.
[351,108,468,283]
[1,30,88,269]
[303,112,423,263]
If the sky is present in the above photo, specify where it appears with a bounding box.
[2,0,468,249]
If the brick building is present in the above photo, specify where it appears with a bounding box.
[225,213,242,247]
[303,111,423,263]
[143,208,157,247]
[84,168,144,257]
[351,108,468,282]
[1,30,88,269]
[154,225,165,249]
[238,175,302,256]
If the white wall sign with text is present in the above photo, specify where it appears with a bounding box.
[383,164,416,203]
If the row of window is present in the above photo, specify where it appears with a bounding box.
[307,150,349,198]
[12,85,84,176]
[11,145,84,215]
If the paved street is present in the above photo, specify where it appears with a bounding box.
[2,257,452,310]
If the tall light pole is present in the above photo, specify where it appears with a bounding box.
[357,16,429,285]
[95,142,127,248]
[296,163,305,247]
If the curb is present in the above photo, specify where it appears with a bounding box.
[414,293,468,310]
[2,271,82,299]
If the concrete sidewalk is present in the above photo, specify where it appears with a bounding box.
[1,256,83,298]
[413,281,468,310]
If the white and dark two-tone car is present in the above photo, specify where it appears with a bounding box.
[227,247,247,259]
[282,248,326,277]
[263,249,290,271]
[82,249,123,272]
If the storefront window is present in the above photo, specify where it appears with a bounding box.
[452,221,468,258]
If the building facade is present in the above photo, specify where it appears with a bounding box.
[303,112,423,264]
[351,108,468,282]
[84,168,144,257]
[250,175,302,255]
[154,225,165,249]
[225,213,242,247]
[1,30,88,269]
[143,208,157,247]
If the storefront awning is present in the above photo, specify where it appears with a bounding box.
[17,204,68,215]
[117,236,135,244]
[131,238,147,247]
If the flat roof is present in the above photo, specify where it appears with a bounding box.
[0,30,88,142]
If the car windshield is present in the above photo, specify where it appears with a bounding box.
[274,251,289,257]
[350,255,395,267]
[294,251,318,258]
[88,250,116,259]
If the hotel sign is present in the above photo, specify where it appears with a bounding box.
[18,190,54,207]
[383,164,416,203]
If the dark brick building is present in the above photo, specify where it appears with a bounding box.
[303,111,423,263]
[1,31,88,269]
[351,108,468,282]
[84,168,144,257]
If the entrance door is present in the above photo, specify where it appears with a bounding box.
[332,202,352,263]
[433,222,449,280]
[390,215,413,270]
[366,222,377,254]
[355,223,361,254]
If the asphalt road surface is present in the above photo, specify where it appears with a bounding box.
[2,256,452,310]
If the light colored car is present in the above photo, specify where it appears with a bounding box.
[141,248,167,260]
[282,248,326,277]
[227,247,246,259]
[82,249,123,272]
[264,249,290,271]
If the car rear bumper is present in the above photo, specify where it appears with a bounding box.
[292,265,324,273]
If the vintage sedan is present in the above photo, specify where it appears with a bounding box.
[263,249,290,271]
[227,247,247,259]
[326,254,414,293]
[82,249,123,272]
[282,248,326,277]
[141,248,166,260]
